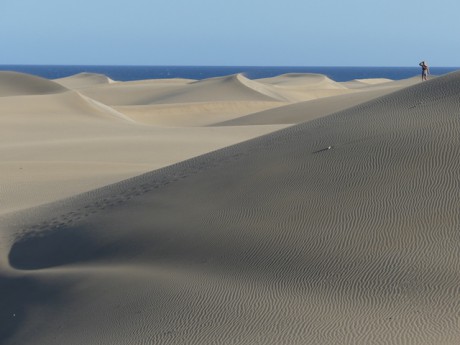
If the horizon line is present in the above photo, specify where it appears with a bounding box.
[0,64,459,68]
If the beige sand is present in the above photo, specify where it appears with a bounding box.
[0,71,410,215]
[2,70,459,344]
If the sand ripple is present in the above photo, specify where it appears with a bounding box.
[1,72,460,344]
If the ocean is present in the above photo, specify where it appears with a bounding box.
[0,65,458,82]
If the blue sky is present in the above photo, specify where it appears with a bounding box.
[1,0,459,66]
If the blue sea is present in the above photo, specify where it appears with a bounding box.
[0,65,458,82]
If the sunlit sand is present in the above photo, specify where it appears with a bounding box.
[2,70,459,344]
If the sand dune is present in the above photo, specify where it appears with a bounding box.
[215,76,420,126]
[258,72,347,89]
[77,78,194,106]
[80,73,352,107]
[256,73,356,101]
[214,85,413,126]
[0,73,290,214]
[78,74,282,107]
[76,73,368,128]
[0,90,133,125]
[348,77,393,85]
[342,76,420,89]
[54,72,115,89]
[2,70,459,344]
[136,74,289,103]
[114,101,284,127]
[0,71,68,97]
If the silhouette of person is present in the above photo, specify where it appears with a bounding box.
[419,61,429,81]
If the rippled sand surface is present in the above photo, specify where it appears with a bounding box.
[2,70,459,344]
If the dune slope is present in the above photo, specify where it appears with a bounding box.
[213,86,411,126]
[54,72,115,89]
[0,71,68,97]
[2,72,460,344]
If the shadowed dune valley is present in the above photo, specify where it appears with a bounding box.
[1,69,460,344]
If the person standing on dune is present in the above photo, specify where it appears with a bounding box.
[419,61,429,81]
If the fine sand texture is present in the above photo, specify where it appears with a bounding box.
[0,71,413,215]
[2,70,459,344]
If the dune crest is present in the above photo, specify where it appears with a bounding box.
[78,93,137,123]
[55,72,116,89]
[234,73,296,101]
[149,73,285,103]
[0,71,68,97]
[258,72,346,89]
[114,100,284,127]
[0,90,134,123]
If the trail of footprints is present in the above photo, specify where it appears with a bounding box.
[16,101,349,242]
[16,148,255,241]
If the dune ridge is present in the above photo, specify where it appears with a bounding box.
[258,73,347,89]
[0,71,68,97]
[1,70,410,214]
[1,71,459,344]
[213,86,409,126]
[114,101,284,127]
[145,74,287,103]
[54,72,115,89]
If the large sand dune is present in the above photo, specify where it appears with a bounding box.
[0,71,68,97]
[1,70,458,344]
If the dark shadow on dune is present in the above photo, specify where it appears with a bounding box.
[0,274,63,344]
[8,225,114,270]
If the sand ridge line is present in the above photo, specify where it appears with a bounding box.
[8,74,434,244]
[6,72,454,249]
[12,151,248,245]
[114,100,285,127]
[0,71,68,97]
[9,111,329,251]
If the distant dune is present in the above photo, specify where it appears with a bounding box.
[54,72,115,89]
[258,72,347,88]
[0,71,68,97]
[2,70,458,344]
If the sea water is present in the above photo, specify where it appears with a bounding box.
[0,65,458,82]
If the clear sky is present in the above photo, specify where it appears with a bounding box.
[1,0,459,66]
